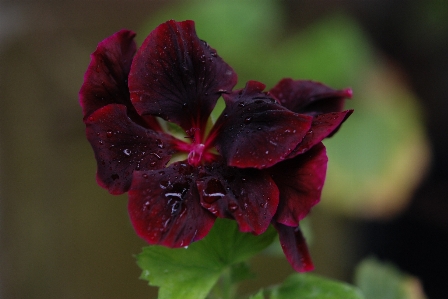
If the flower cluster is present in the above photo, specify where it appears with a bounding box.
[80,20,352,272]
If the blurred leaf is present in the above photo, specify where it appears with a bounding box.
[322,65,430,218]
[231,262,255,284]
[260,14,374,88]
[136,218,276,299]
[250,289,266,299]
[267,273,364,299]
[354,258,427,299]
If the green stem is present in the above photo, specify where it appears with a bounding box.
[208,267,236,299]
[222,267,235,299]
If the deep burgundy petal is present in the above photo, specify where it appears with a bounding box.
[128,162,215,247]
[270,143,327,226]
[196,161,279,234]
[79,30,136,118]
[212,81,312,169]
[85,104,176,194]
[129,20,237,134]
[287,110,353,158]
[269,79,352,115]
[274,222,314,272]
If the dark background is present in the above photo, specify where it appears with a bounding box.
[1,0,447,298]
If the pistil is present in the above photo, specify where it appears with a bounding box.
[188,143,206,166]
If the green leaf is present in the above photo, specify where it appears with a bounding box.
[268,273,365,299]
[136,218,276,299]
[354,257,427,299]
[230,262,255,284]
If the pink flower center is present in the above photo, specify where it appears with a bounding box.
[187,143,205,166]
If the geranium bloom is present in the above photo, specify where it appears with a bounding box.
[80,20,352,272]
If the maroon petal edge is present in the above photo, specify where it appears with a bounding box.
[128,162,215,247]
[212,81,313,169]
[80,30,136,119]
[196,161,279,234]
[269,78,352,115]
[287,110,352,158]
[129,20,237,134]
[273,222,314,272]
[270,142,327,226]
[85,104,176,194]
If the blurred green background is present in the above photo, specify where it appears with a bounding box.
[1,0,447,298]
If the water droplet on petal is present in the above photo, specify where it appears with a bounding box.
[202,178,226,204]
[106,130,113,138]
[123,149,131,156]
[228,202,238,212]
[244,116,252,124]
[150,152,162,160]
[159,180,169,189]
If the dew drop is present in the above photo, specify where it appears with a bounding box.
[166,192,182,200]
[170,201,181,214]
[123,149,131,156]
[150,152,162,160]
[155,139,164,149]
[202,178,226,204]
[238,102,245,107]
[106,130,113,138]
[159,180,169,189]
[228,202,238,212]
[243,116,252,124]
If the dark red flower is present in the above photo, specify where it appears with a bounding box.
[80,20,352,272]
